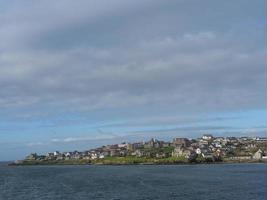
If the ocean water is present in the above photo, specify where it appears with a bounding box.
[0,164,266,200]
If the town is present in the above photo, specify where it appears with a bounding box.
[17,134,267,165]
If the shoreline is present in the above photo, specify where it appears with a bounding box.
[8,159,267,166]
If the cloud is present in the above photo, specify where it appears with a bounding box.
[0,0,158,50]
[36,125,267,147]
[26,142,44,147]
[1,30,267,115]
[1,0,267,160]
[51,135,116,143]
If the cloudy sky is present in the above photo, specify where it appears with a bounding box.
[1,0,267,160]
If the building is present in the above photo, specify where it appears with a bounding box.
[91,153,98,160]
[253,149,263,159]
[144,138,161,148]
[132,149,142,157]
[127,142,144,151]
[162,142,171,147]
[118,143,128,148]
[202,134,214,141]
[195,148,202,155]
[172,138,191,147]
[255,137,267,142]
[110,149,120,157]
[99,154,105,159]
[172,146,192,158]
[226,137,238,144]
[26,153,38,160]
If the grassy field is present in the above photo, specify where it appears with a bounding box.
[91,156,188,165]
[15,156,188,165]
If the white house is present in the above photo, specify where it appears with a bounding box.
[91,153,98,160]
[118,143,128,148]
[99,154,105,159]
[253,149,263,159]
[195,148,202,155]
[202,134,213,141]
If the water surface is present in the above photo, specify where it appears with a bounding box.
[0,164,266,200]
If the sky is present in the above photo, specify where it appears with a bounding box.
[0,0,267,161]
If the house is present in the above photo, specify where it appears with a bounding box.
[72,151,82,159]
[46,152,54,157]
[90,152,98,160]
[172,138,191,147]
[53,151,60,156]
[56,154,64,160]
[64,152,72,157]
[132,149,150,157]
[107,144,119,150]
[101,150,110,157]
[195,148,202,155]
[247,143,257,149]
[37,155,46,161]
[83,155,91,160]
[132,149,142,157]
[26,153,38,160]
[253,149,263,159]
[144,138,161,148]
[172,146,192,158]
[119,149,127,157]
[110,149,120,157]
[202,134,214,141]
[162,142,171,147]
[213,137,225,147]
[46,153,55,160]
[255,137,267,142]
[154,140,164,148]
[214,149,224,157]
[214,143,222,148]
[118,143,128,148]
[199,139,209,146]
[226,137,238,144]
[239,137,252,142]
[99,154,105,159]
[127,142,144,151]
[156,152,167,158]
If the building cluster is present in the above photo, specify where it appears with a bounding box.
[25,135,267,162]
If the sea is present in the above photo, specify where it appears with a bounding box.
[0,163,266,200]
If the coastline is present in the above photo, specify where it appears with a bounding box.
[8,158,267,166]
[10,135,267,167]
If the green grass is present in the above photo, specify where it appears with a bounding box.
[91,156,187,165]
